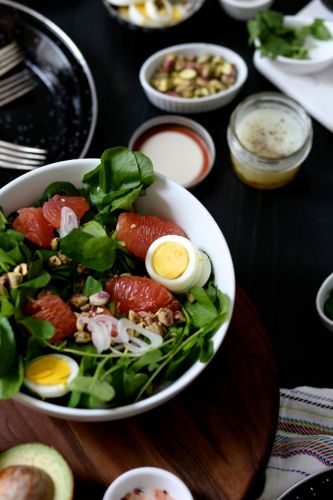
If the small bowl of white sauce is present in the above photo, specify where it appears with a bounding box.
[103,467,193,500]
[227,92,313,189]
[129,115,215,189]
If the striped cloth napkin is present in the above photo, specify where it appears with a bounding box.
[259,387,333,500]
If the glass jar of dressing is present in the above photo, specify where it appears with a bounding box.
[227,92,313,189]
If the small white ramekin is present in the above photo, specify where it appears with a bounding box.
[103,467,193,500]
[139,43,247,114]
[218,0,274,21]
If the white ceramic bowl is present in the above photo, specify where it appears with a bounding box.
[102,0,206,32]
[218,0,274,21]
[103,467,193,500]
[139,43,248,114]
[316,272,333,332]
[0,158,235,421]
[259,16,333,75]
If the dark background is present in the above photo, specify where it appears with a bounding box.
[4,0,333,389]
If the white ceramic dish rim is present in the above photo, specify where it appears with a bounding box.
[128,115,216,188]
[316,272,333,327]
[102,0,206,30]
[220,0,271,7]
[0,158,235,421]
[257,15,333,65]
[103,467,193,500]
[139,42,248,105]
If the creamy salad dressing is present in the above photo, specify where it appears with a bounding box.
[135,127,208,186]
[236,108,304,159]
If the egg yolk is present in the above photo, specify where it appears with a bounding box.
[26,357,71,386]
[152,242,189,279]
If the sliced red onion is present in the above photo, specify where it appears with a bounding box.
[89,291,110,306]
[86,314,120,353]
[118,318,163,353]
[59,206,79,238]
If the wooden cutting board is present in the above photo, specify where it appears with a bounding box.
[0,285,279,499]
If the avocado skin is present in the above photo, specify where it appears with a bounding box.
[0,465,54,500]
[0,443,73,500]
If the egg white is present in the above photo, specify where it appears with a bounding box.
[145,235,211,293]
[24,354,79,399]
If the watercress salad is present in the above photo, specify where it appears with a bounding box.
[0,147,229,409]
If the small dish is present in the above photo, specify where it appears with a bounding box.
[103,467,193,500]
[316,272,333,332]
[218,0,274,21]
[257,16,333,75]
[0,0,97,164]
[102,0,205,32]
[139,43,247,114]
[128,115,215,188]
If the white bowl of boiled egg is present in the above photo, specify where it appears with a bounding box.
[102,0,206,30]
[0,158,235,421]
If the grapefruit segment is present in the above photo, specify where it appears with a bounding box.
[43,195,89,229]
[12,207,55,249]
[25,292,77,343]
[116,212,186,260]
[105,275,180,314]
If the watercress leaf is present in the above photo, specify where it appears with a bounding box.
[123,371,149,399]
[0,247,16,271]
[133,151,155,187]
[163,345,200,381]
[26,337,47,361]
[130,349,162,372]
[0,316,16,376]
[83,276,103,297]
[0,296,15,318]
[39,182,80,203]
[110,186,142,212]
[19,270,51,289]
[60,229,118,272]
[100,147,140,192]
[0,356,23,399]
[19,317,55,340]
[69,375,115,402]
[82,162,101,187]
[0,208,8,230]
[199,337,214,363]
[81,220,107,237]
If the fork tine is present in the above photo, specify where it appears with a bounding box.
[0,45,22,66]
[0,159,37,171]
[0,54,24,77]
[0,146,46,161]
[0,140,47,155]
[0,70,31,92]
[0,41,20,57]
[0,153,45,166]
[0,81,37,107]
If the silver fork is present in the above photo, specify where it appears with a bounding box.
[0,140,47,170]
[0,70,37,108]
[0,41,24,77]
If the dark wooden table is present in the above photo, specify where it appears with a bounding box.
[0,286,279,500]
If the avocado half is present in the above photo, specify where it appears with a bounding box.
[0,443,73,500]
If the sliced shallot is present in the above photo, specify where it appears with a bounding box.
[59,206,79,238]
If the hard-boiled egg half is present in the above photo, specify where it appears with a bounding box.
[145,235,211,293]
[24,354,79,399]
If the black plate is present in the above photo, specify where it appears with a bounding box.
[278,468,333,499]
[0,0,97,166]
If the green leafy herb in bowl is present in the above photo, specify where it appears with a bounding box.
[248,11,333,74]
[248,10,332,60]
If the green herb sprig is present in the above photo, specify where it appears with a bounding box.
[248,10,332,60]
